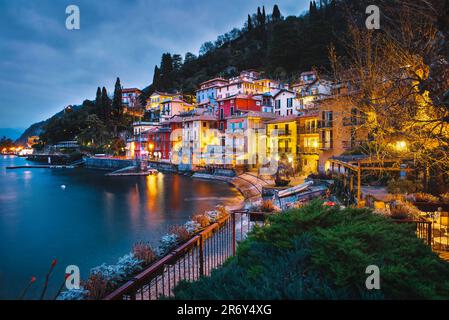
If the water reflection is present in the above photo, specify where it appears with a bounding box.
[0,157,241,299]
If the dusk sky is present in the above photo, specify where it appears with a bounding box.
[0,0,309,131]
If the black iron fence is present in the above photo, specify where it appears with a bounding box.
[104,210,267,300]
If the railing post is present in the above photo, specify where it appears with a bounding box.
[232,212,236,256]
[428,222,432,247]
[199,235,204,277]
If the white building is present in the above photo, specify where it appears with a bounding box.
[292,71,332,111]
[272,89,301,116]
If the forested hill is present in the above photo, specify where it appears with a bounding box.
[141,0,353,101]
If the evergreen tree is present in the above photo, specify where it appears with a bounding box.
[112,77,123,136]
[247,14,253,32]
[101,87,112,124]
[272,4,281,21]
[262,6,266,25]
[95,87,102,108]
[257,7,263,26]
[152,66,161,89]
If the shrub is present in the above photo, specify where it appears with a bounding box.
[133,242,157,266]
[158,234,179,256]
[215,205,229,219]
[172,200,449,300]
[83,273,111,300]
[57,288,88,300]
[389,206,413,220]
[170,225,192,243]
[387,179,422,194]
[90,254,142,288]
[192,213,210,228]
[184,220,201,234]
[409,193,439,203]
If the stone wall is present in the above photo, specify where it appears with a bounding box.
[85,158,136,171]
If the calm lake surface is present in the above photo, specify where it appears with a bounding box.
[0,156,242,299]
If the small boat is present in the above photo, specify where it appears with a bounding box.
[147,168,158,175]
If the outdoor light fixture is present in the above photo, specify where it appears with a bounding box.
[395,140,408,152]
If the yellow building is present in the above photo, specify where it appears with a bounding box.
[146,91,183,111]
[298,114,320,174]
[265,115,300,172]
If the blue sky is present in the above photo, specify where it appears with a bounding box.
[0,0,310,129]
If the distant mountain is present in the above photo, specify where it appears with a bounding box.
[15,121,46,144]
[0,128,24,140]
[16,105,83,145]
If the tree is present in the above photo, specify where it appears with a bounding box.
[101,86,112,124]
[330,0,449,192]
[272,4,281,21]
[199,41,215,56]
[111,77,124,136]
[247,14,253,32]
[184,52,197,64]
[78,114,109,148]
[172,54,183,72]
[152,66,161,89]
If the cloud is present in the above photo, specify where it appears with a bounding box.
[0,0,309,128]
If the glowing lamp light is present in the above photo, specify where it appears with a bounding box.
[395,141,408,152]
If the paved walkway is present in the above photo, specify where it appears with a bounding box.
[192,172,270,203]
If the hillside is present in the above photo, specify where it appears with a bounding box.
[140,1,351,101]
[19,0,359,143]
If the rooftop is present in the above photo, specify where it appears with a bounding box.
[265,115,301,124]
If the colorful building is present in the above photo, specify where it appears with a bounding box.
[292,71,332,112]
[180,112,220,167]
[217,94,262,131]
[272,89,300,116]
[196,78,229,109]
[121,88,142,108]
[225,111,277,167]
[317,86,370,173]
[160,99,194,122]
[146,91,183,111]
[298,113,320,175]
[265,115,301,172]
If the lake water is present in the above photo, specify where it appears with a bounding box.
[0,156,242,299]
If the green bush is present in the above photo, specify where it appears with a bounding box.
[172,201,449,300]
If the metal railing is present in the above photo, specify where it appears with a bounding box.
[104,211,267,300]
[393,220,432,247]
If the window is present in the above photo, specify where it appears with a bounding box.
[203,122,207,128]
[230,107,234,116]
[220,108,224,120]
[287,98,293,108]
[275,100,281,109]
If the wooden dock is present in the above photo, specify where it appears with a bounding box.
[6,165,75,169]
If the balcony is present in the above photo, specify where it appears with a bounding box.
[300,147,320,154]
[320,141,333,150]
[299,126,319,134]
[319,121,333,129]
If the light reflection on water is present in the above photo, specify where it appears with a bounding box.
[0,157,241,299]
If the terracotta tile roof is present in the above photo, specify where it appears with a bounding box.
[264,115,301,124]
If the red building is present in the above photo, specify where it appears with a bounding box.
[146,116,184,161]
[217,94,261,131]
